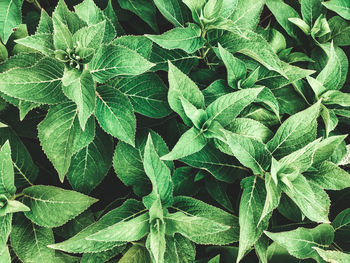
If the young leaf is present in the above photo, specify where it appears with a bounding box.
[86,212,150,242]
[53,0,86,34]
[15,33,55,56]
[49,199,144,253]
[322,0,350,20]
[264,224,334,261]
[167,61,205,125]
[0,246,10,263]
[223,130,271,175]
[22,185,97,228]
[143,134,173,208]
[161,127,207,161]
[0,0,23,44]
[119,244,151,263]
[313,135,347,165]
[237,176,269,263]
[0,141,16,197]
[267,101,321,158]
[218,44,246,88]
[62,69,96,131]
[0,214,11,248]
[67,126,113,194]
[38,102,95,181]
[88,44,155,83]
[95,86,136,146]
[301,0,324,26]
[53,15,73,51]
[146,23,205,53]
[36,9,53,34]
[10,213,55,263]
[0,57,65,104]
[259,173,281,224]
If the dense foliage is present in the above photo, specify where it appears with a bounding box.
[0,0,350,262]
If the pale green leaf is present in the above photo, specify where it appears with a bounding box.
[113,35,153,59]
[259,173,281,224]
[72,21,106,49]
[0,141,16,197]
[230,0,265,30]
[322,0,350,20]
[80,246,125,263]
[53,15,73,50]
[62,69,96,131]
[301,0,324,26]
[0,214,12,248]
[322,90,350,107]
[167,61,205,125]
[313,247,350,263]
[22,185,97,228]
[11,213,55,263]
[0,57,65,104]
[95,86,135,146]
[49,199,144,253]
[143,134,173,208]
[0,246,10,263]
[119,245,151,263]
[15,33,55,56]
[86,212,150,242]
[307,161,350,190]
[53,0,86,34]
[237,176,269,263]
[223,130,271,175]
[0,0,23,44]
[267,101,321,158]
[161,127,207,161]
[36,9,53,34]
[264,224,334,261]
[313,135,347,165]
[38,102,95,181]
[146,23,205,53]
[89,44,155,83]
[281,174,330,223]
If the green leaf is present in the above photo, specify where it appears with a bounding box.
[167,61,205,125]
[230,0,265,30]
[313,247,350,263]
[322,0,350,20]
[0,0,23,44]
[86,212,150,242]
[264,224,334,261]
[49,199,144,253]
[267,101,321,158]
[313,135,347,165]
[172,196,239,244]
[22,185,97,228]
[88,44,155,83]
[72,21,106,49]
[0,126,38,187]
[307,161,350,190]
[165,211,229,241]
[146,23,205,53]
[143,133,173,208]
[67,126,113,194]
[219,30,285,77]
[237,176,269,263]
[259,173,281,224]
[53,15,73,50]
[154,0,190,27]
[119,245,151,263]
[53,0,86,34]
[118,0,158,32]
[206,87,265,127]
[164,234,196,263]
[81,246,126,263]
[104,0,124,37]
[0,214,12,248]
[0,57,65,104]
[281,174,330,223]
[95,86,136,146]
[0,141,16,197]
[0,246,10,263]
[316,43,347,91]
[266,0,301,39]
[113,35,153,59]
[223,130,271,175]
[112,73,171,118]
[205,175,233,212]
[218,43,246,88]
[62,69,96,131]
[301,0,324,26]
[182,0,206,23]
[322,90,350,107]
[38,102,95,181]
[161,127,207,161]
[324,16,350,46]
[37,9,53,34]
[11,213,55,263]
[74,0,116,43]
[15,33,55,56]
